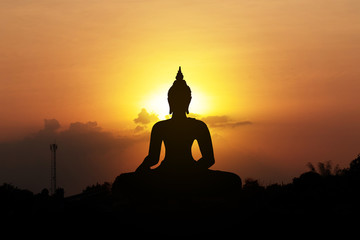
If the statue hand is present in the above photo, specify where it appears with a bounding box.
[196,158,209,171]
[135,163,150,173]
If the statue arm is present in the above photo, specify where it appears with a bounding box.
[136,122,162,172]
[196,121,215,169]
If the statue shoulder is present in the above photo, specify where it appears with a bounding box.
[188,118,208,129]
[152,119,171,129]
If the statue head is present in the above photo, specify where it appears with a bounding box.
[168,67,192,114]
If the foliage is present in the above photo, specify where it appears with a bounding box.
[1,155,360,221]
[307,160,341,176]
[82,182,111,194]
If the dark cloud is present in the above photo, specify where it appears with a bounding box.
[188,113,252,128]
[0,119,142,196]
[133,108,160,133]
[134,125,145,133]
[133,108,159,125]
[34,119,61,137]
[68,121,101,133]
[201,115,252,128]
[44,119,61,131]
[133,109,251,130]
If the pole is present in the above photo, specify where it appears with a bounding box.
[50,144,58,195]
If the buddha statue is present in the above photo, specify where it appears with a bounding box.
[112,67,242,201]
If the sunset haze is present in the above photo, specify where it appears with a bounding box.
[1,0,359,195]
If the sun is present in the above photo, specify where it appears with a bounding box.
[145,90,169,120]
[141,85,211,120]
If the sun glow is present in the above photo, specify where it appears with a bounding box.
[144,89,169,120]
[141,85,211,120]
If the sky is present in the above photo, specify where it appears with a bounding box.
[1,0,359,195]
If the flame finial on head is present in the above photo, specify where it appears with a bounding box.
[176,66,184,81]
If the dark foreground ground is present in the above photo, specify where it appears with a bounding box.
[2,156,360,236]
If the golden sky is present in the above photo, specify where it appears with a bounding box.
[1,0,360,194]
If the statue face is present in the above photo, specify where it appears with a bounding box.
[168,97,191,114]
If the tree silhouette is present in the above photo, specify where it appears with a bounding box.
[307,160,340,176]
[1,154,360,235]
[349,154,360,173]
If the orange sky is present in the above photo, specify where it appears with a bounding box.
[1,0,360,194]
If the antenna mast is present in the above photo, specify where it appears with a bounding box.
[50,143,58,195]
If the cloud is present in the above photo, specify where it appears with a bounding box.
[0,119,144,196]
[134,125,145,133]
[134,108,159,125]
[133,108,251,130]
[34,119,61,137]
[44,119,61,131]
[133,108,160,133]
[201,115,252,128]
[68,121,102,133]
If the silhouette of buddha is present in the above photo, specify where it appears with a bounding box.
[136,67,215,173]
[112,67,242,201]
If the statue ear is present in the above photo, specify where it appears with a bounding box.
[186,97,191,114]
[168,98,173,114]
